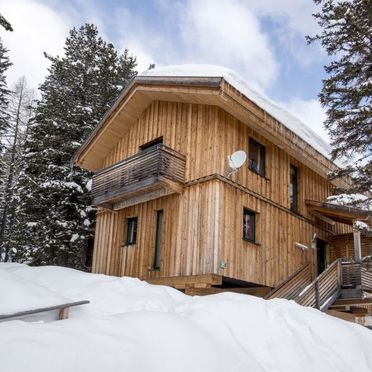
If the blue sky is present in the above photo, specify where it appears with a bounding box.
[0,0,330,139]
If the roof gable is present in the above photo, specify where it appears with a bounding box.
[73,64,346,187]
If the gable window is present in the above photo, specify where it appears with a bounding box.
[290,165,298,212]
[243,208,256,242]
[140,136,163,151]
[248,138,265,177]
[126,217,138,245]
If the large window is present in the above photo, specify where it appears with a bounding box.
[290,165,298,212]
[153,210,163,270]
[248,138,265,177]
[243,208,256,242]
[126,217,138,245]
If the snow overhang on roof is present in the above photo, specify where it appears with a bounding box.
[72,64,344,186]
[306,200,372,226]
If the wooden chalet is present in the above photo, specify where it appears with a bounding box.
[73,65,372,322]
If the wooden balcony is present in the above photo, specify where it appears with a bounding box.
[92,144,186,210]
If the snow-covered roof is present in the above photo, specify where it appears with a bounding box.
[141,65,332,159]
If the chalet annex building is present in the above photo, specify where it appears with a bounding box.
[74,65,372,323]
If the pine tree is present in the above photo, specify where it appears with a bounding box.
[0,77,34,261]
[0,38,11,152]
[307,0,372,193]
[0,38,12,261]
[7,24,137,269]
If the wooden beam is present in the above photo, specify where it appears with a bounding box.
[350,306,369,316]
[353,224,362,262]
[146,274,223,289]
[311,211,336,226]
[331,297,372,307]
[325,309,356,323]
[183,286,271,297]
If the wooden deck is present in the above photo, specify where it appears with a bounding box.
[91,144,186,209]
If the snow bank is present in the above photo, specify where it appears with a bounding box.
[0,265,69,315]
[1,264,372,372]
[141,64,332,159]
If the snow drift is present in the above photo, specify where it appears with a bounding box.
[0,263,371,372]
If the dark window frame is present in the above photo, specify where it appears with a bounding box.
[242,208,256,243]
[139,136,163,151]
[248,138,266,177]
[126,217,138,245]
[290,164,299,212]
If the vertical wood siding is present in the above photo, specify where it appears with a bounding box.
[92,100,352,287]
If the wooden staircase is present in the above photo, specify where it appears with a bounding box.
[265,259,372,317]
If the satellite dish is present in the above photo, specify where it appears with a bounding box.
[228,150,247,170]
[226,150,247,177]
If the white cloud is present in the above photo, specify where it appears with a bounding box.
[0,0,74,89]
[280,98,330,143]
[110,0,278,88]
[108,8,157,74]
[247,0,325,66]
[178,0,278,89]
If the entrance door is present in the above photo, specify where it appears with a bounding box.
[316,238,327,275]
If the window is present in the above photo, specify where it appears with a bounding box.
[140,136,163,151]
[126,217,138,245]
[153,210,163,270]
[248,138,265,177]
[243,208,256,242]
[290,165,298,212]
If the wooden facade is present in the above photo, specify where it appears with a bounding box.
[74,75,356,290]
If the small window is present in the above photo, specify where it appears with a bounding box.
[126,217,138,245]
[140,137,163,151]
[290,165,298,212]
[248,138,265,177]
[243,208,256,242]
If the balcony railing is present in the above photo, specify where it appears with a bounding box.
[92,144,186,209]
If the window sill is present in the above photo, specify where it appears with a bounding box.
[243,238,261,247]
[148,267,160,272]
[122,242,137,247]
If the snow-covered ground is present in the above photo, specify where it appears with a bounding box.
[1,263,372,372]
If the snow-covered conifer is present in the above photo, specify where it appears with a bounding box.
[307,0,372,193]
[8,24,137,269]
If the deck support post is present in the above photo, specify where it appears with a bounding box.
[352,221,362,263]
